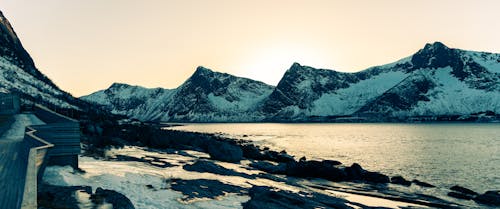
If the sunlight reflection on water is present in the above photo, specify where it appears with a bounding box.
[169,123,500,192]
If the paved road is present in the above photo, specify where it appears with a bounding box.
[0,114,44,209]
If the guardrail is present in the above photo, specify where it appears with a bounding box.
[18,105,80,208]
[20,127,54,209]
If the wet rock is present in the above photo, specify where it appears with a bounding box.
[242,186,353,209]
[241,144,294,162]
[265,150,295,163]
[391,176,412,186]
[412,179,435,188]
[169,179,245,201]
[474,190,500,206]
[344,163,364,180]
[362,171,390,183]
[448,191,474,200]
[285,160,347,181]
[249,161,287,174]
[450,185,478,196]
[183,160,255,179]
[91,187,135,209]
[207,140,243,163]
[241,144,266,160]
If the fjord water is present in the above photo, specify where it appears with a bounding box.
[170,123,500,192]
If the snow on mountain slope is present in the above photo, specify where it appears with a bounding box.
[260,42,499,120]
[0,10,78,109]
[83,42,500,122]
[158,67,274,122]
[309,70,408,116]
[404,67,499,116]
[81,83,175,119]
[82,67,274,122]
[0,56,76,108]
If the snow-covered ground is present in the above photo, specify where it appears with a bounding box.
[43,146,428,209]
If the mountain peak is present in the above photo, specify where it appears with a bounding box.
[422,41,449,53]
[109,82,132,89]
[194,66,214,75]
[286,62,306,73]
[411,41,460,69]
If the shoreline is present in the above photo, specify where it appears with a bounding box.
[73,121,500,208]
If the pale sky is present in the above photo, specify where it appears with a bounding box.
[1,0,500,97]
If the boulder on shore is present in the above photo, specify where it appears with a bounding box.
[391,176,412,186]
[474,190,500,206]
[207,140,243,163]
[91,187,135,209]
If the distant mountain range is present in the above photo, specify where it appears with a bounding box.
[81,42,500,122]
[0,10,498,122]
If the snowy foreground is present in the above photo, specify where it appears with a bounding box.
[43,146,429,209]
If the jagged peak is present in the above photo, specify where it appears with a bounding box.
[194,66,215,75]
[109,82,132,89]
[286,62,309,73]
[421,41,450,53]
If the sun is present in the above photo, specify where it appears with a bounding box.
[238,43,333,85]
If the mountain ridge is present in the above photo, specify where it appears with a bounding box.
[0,11,81,109]
[81,42,500,122]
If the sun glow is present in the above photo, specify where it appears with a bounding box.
[238,42,334,86]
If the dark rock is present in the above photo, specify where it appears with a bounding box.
[113,154,174,168]
[183,160,255,179]
[91,187,135,209]
[249,161,287,174]
[448,191,474,200]
[255,173,288,182]
[362,171,390,183]
[38,184,92,209]
[241,144,265,160]
[265,150,295,163]
[344,163,364,180]
[145,184,155,190]
[169,179,245,201]
[450,185,478,196]
[242,186,353,209]
[285,160,347,182]
[391,176,412,186]
[38,184,134,209]
[412,179,436,188]
[323,159,342,166]
[474,190,500,206]
[207,140,243,163]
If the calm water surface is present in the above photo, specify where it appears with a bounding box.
[169,123,500,192]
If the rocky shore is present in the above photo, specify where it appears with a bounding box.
[39,121,499,208]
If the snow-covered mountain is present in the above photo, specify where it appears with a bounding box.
[260,42,499,121]
[0,11,78,109]
[83,42,500,122]
[81,66,274,122]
